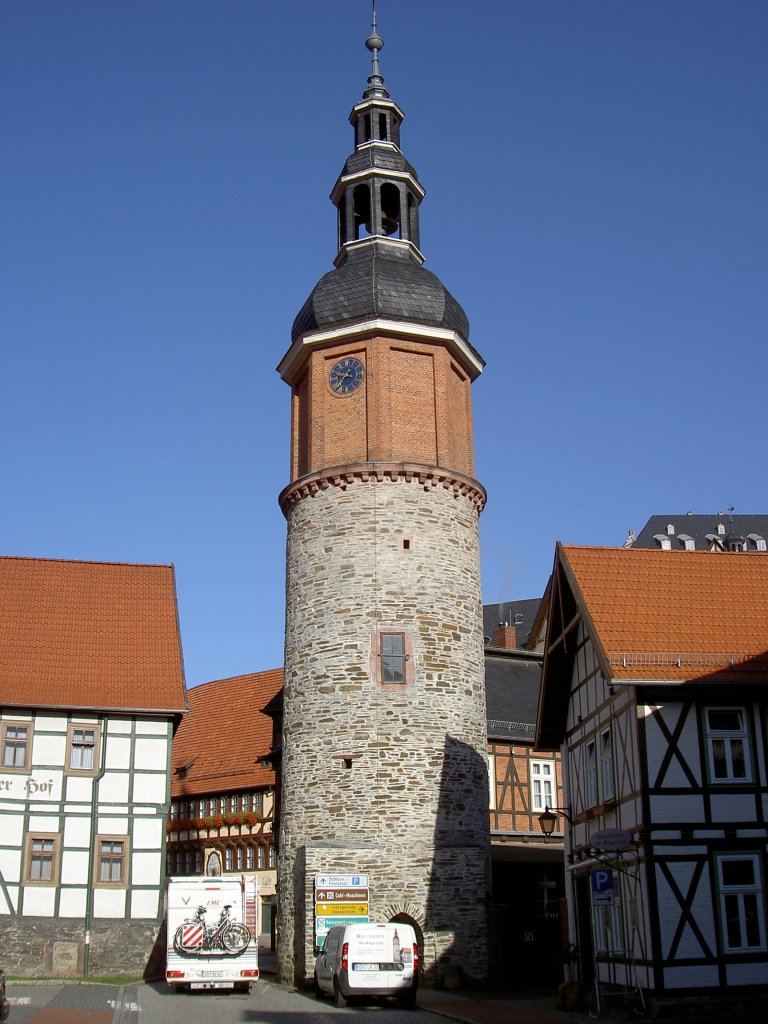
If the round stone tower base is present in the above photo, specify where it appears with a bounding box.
[278,840,489,989]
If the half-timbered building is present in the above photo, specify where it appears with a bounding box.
[485,640,566,988]
[537,544,768,1014]
[166,669,283,949]
[0,556,187,977]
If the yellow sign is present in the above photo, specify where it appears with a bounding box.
[316,902,369,917]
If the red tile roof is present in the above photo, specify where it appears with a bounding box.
[0,556,187,712]
[561,545,768,681]
[171,669,283,797]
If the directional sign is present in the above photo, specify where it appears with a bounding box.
[316,888,368,902]
[316,902,369,917]
[315,873,369,889]
[592,892,615,907]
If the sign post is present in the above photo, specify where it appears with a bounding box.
[314,873,370,947]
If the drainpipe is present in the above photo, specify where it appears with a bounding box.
[83,716,107,977]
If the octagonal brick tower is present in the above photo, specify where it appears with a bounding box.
[276,13,490,988]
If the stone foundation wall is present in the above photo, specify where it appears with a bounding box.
[0,916,165,979]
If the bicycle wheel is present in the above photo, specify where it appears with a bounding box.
[222,922,251,952]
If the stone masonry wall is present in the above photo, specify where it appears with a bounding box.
[0,915,165,978]
[278,475,490,986]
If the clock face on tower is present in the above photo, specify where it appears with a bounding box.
[328,356,365,395]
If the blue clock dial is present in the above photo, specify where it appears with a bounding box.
[329,357,365,395]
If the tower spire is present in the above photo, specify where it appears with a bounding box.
[364,0,389,99]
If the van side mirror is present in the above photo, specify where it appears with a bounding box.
[313,944,321,956]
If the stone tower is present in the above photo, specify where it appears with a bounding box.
[276,10,490,987]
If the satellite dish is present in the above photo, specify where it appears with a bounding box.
[591,828,632,852]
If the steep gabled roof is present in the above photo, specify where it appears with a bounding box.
[0,556,186,713]
[171,669,284,797]
[537,545,768,747]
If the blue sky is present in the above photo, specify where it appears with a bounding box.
[2,1,766,687]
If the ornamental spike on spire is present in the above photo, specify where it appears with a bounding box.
[364,0,389,99]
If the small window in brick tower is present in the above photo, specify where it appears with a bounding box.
[381,633,406,683]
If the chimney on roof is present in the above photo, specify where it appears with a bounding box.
[493,623,518,650]
[623,529,635,548]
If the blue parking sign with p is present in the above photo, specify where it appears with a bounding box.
[591,868,614,894]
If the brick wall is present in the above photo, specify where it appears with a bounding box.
[290,334,475,479]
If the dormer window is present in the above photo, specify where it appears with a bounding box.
[653,534,672,550]
[717,523,726,535]
[747,534,767,552]
[678,533,695,551]
[666,523,675,535]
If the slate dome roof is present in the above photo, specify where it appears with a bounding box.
[291,241,470,344]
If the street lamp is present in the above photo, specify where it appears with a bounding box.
[538,804,572,837]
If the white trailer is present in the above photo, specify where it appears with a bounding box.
[166,875,259,991]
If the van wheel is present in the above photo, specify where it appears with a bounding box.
[398,988,417,1009]
[333,978,348,1008]
[313,972,324,999]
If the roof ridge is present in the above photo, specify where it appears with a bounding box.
[0,554,173,569]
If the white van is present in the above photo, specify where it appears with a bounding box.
[314,922,419,1007]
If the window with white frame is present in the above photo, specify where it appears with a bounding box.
[600,728,614,801]
[225,847,234,871]
[715,853,766,951]
[247,845,255,870]
[530,760,554,812]
[257,845,265,869]
[705,708,751,782]
[2,722,33,770]
[586,740,598,807]
[268,844,276,868]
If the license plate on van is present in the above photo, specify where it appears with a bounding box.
[352,963,404,971]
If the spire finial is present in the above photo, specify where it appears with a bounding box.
[364,0,389,98]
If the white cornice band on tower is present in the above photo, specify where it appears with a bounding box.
[331,167,426,204]
[277,317,485,384]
